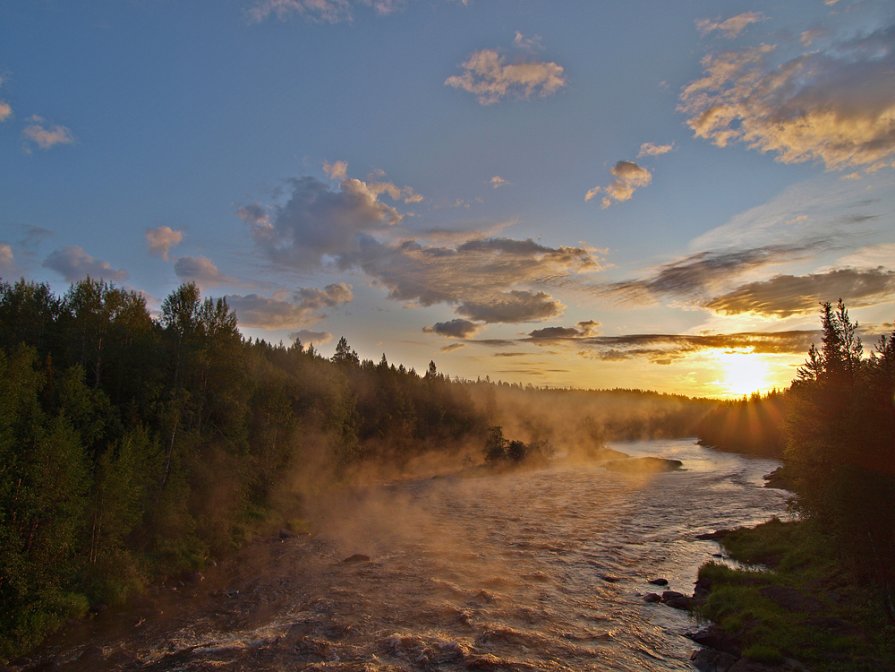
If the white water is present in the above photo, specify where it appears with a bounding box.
[34,439,789,671]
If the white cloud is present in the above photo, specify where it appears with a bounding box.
[146,226,184,260]
[323,159,349,181]
[513,31,543,52]
[23,116,75,150]
[248,0,351,23]
[247,0,402,23]
[445,48,566,105]
[0,101,11,123]
[490,175,510,189]
[585,161,653,208]
[43,246,127,282]
[696,12,766,39]
[680,23,895,169]
[637,142,675,158]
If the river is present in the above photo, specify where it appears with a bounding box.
[27,439,789,671]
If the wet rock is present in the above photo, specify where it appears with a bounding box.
[342,553,371,563]
[688,625,740,656]
[322,622,353,640]
[600,574,620,583]
[661,590,694,610]
[77,645,104,663]
[649,578,669,586]
[643,592,662,603]
[691,647,738,671]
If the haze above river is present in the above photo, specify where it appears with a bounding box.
[34,440,789,671]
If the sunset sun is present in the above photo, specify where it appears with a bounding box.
[718,352,772,397]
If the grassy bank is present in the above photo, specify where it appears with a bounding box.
[696,518,895,671]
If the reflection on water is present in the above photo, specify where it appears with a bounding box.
[29,439,789,671]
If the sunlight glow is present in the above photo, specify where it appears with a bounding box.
[718,352,772,397]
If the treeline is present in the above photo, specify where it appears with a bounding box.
[786,301,895,613]
[0,278,485,659]
[695,390,787,458]
[696,301,895,615]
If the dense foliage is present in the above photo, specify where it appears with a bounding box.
[786,301,895,614]
[0,278,485,659]
[695,390,787,458]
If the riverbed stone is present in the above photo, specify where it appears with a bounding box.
[342,553,371,563]
[643,592,662,603]
[649,578,668,586]
[661,590,694,610]
[691,647,738,671]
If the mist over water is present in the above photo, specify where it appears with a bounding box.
[35,440,788,671]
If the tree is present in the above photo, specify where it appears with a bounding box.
[786,300,895,615]
[332,336,359,366]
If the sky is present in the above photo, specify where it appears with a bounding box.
[1,0,894,398]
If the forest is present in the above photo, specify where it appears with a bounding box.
[1,279,893,661]
[0,277,715,659]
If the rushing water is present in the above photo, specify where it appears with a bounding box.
[28,439,789,671]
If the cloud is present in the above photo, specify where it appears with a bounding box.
[174,256,231,287]
[241,175,402,270]
[323,159,349,181]
[226,283,352,330]
[445,48,566,105]
[146,226,184,260]
[604,243,820,305]
[0,244,14,276]
[457,289,562,323]
[244,173,599,325]
[43,246,127,282]
[513,31,543,52]
[705,268,895,317]
[637,142,675,158]
[490,175,510,189]
[585,161,652,208]
[23,116,74,150]
[248,0,351,23]
[357,236,597,320]
[295,282,354,308]
[680,23,895,169]
[0,101,11,123]
[423,318,482,338]
[292,329,333,346]
[440,342,466,353]
[696,12,766,39]
[247,0,402,23]
[577,330,820,364]
[528,320,600,340]
[691,171,889,252]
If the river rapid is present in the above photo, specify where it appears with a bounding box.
[28,439,789,671]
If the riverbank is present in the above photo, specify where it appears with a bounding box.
[691,518,895,671]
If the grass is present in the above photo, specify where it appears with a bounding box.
[696,519,895,671]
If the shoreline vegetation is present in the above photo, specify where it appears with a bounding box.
[1,279,893,668]
[688,518,895,671]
